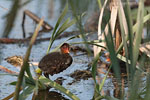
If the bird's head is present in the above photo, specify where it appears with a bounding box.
[60,43,70,54]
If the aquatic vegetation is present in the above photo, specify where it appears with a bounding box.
[1,0,150,100]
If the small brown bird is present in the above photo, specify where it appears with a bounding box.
[38,43,73,79]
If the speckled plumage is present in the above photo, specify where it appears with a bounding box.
[39,52,73,77]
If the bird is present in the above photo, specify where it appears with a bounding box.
[38,43,73,79]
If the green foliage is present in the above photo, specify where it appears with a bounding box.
[91,0,150,99]
[19,86,35,100]
[91,52,111,99]
[2,0,150,100]
[47,3,76,53]
[69,0,93,56]
[3,4,79,100]
[13,18,44,100]
[38,76,80,100]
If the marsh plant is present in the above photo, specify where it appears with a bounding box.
[1,0,150,100]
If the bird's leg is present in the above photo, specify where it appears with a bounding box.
[44,73,49,79]
[43,73,52,90]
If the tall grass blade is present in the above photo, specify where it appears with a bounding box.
[97,0,102,9]
[19,86,35,100]
[55,18,70,37]
[124,0,134,77]
[116,13,150,55]
[92,47,111,99]
[51,33,105,53]
[2,0,20,37]
[93,65,112,100]
[91,54,100,83]
[47,4,76,54]
[55,18,76,38]
[52,3,68,39]
[99,65,111,91]
[104,24,121,80]
[13,18,44,100]
[118,1,130,85]
[47,4,68,53]
[133,13,150,32]
[144,69,150,99]
[69,0,92,56]
[132,0,144,74]
[94,0,108,57]
[129,0,144,99]
[91,54,101,99]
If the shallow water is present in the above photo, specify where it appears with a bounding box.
[0,1,97,99]
[0,0,149,100]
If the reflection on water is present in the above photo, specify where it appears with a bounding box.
[33,90,69,100]
[0,0,149,100]
[0,0,98,99]
[0,0,62,38]
[0,0,98,38]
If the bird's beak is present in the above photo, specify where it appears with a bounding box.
[63,49,70,53]
[106,58,110,62]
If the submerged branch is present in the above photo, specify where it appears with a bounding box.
[0,65,18,74]
[0,31,80,44]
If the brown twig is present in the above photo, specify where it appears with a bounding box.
[0,31,80,44]
[22,10,53,38]
[0,65,18,74]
